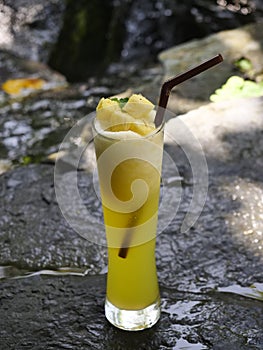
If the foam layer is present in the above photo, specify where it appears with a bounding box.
[94,119,142,139]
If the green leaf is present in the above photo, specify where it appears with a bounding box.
[110,97,129,109]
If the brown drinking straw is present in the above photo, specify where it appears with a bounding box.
[118,53,223,259]
[118,213,140,259]
[155,53,223,127]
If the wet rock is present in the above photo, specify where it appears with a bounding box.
[0,159,12,175]
[0,0,65,62]
[0,1,67,107]
[0,50,66,87]
[161,96,263,291]
[1,0,262,85]
[0,275,262,349]
[48,0,262,81]
[0,164,107,273]
[48,0,129,82]
[0,87,96,165]
[159,22,263,114]
[0,50,68,107]
[165,96,263,173]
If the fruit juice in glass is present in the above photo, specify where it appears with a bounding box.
[93,99,164,331]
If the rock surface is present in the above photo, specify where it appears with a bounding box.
[0,0,65,63]
[0,164,106,273]
[0,275,262,350]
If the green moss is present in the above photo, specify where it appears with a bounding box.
[234,57,253,73]
[71,10,87,45]
[21,155,44,165]
[210,76,263,102]
[48,0,130,82]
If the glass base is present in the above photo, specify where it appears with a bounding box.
[105,297,161,331]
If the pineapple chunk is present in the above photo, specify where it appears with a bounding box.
[108,110,134,132]
[96,95,156,136]
[96,98,120,129]
[146,109,156,123]
[129,122,155,136]
[122,94,154,119]
[96,97,120,113]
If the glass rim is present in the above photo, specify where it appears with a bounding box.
[92,115,165,141]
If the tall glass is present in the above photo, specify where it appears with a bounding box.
[93,117,164,331]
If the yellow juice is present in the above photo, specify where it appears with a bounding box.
[94,122,164,311]
[104,158,161,309]
[107,239,159,310]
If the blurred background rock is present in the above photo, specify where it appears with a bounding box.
[0,0,262,81]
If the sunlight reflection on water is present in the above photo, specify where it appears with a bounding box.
[225,179,263,254]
